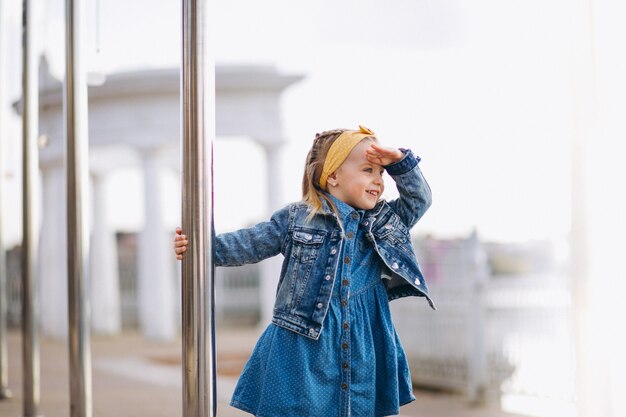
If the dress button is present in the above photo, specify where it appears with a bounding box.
[343,322,348,330]
[325,275,331,281]
[351,212,359,220]
[364,221,369,226]
[342,279,349,286]
[385,223,393,229]
[414,278,421,286]
[308,328,315,336]
[391,262,399,269]
[342,342,349,349]
[317,302,323,309]
[342,362,349,369]
[304,233,312,240]
[347,232,354,238]
[344,256,350,264]
[341,300,347,307]
[341,383,348,390]
[330,248,337,255]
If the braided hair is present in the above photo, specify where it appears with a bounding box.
[301,129,346,220]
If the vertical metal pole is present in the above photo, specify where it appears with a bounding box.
[0,0,13,401]
[181,0,216,414]
[65,0,92,416]
[21,0,41,415]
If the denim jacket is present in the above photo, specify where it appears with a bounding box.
[215,149,434,340]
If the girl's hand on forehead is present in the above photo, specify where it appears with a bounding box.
[365,143,404,166]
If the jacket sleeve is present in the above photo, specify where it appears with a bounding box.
[214,204,291,267]
[384,148,432,229]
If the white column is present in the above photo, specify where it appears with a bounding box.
[259,143,283,328]
[39,164,68,338]
[89,173,121,334]
[138,149,176,340]
[569,1,610,417]
[466,230,488,404]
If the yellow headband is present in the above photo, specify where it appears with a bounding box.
[319,125,376,190]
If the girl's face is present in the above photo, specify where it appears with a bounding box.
[327,140,384,210]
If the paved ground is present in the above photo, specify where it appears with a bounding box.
[0,326,527,417]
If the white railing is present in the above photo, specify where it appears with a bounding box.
[392,233,575,410]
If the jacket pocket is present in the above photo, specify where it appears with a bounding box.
[282,229,326,311]
[372,216,408,245]
[291,230,325,264]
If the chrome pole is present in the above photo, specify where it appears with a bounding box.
[65,0,92,416]
[21,0,41,415]
[0,0,13,401]
[181,0,216,414]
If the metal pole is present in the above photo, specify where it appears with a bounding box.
[0,0,13,401]
[181,0,216,414]
[21,0,41,415]
[65,0,92,415]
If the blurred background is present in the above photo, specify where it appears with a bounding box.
[1,0,625,416]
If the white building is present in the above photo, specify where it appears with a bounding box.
[23,57,302,340]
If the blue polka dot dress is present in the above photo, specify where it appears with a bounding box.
[230,195,415,417]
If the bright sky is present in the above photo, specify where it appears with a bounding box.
[1,0,574,245]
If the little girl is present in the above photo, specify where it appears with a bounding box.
[174,125,434,417]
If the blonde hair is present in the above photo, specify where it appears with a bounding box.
[301,129,376,221]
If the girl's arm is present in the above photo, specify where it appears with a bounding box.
[174,204,291,266]
[214,204,291,266]
[383,148,432,229]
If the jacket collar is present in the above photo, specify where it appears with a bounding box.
[319,192,385,219]
[324,193,357,219]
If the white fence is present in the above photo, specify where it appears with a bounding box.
[4,233,261,330]
[391,233,576,409]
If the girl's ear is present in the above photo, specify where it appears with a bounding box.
[327,172,338,187]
